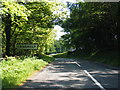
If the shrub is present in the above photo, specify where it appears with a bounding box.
[1,56,48,88]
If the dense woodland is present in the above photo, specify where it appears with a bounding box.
[1,0,67,56]
[1,1,120,57]
[61,2,120,54]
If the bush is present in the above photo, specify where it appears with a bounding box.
[1,56,48,88]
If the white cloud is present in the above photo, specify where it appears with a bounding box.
[54,25,67,40]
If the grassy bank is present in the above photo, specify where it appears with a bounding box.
[77,51,119,67]
[52,51,119,67]
[36,53,55,63]
[52,52,68,58]
[1,55,54,88]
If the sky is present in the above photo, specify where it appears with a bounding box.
[54,0,85,40]
[60,0,84,3]
[61,0,76,3]
[54,25,67,40]
[54,0,78,40]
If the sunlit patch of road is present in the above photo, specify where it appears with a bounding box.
[18,58,119,89]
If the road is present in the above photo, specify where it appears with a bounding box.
[18,58,119,90]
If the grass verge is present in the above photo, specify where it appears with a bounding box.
[36,53,55,63]
[52,50,119,67]
[86,51,119,67]
[1,56,48,88]
[52,52,68,58]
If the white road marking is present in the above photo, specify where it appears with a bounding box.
[75,61,106,90]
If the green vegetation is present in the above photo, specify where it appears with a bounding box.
[53,51,119,67]
[70,50,119,67]
[36,53,55,63]
[1,1,119,88]
[87,51,119,67]
[62,2,119,53]
[60,2,119,67]
[52,52,68,58]
[1,1,67,56]
[1,56,48,88]
[1,1,64,88]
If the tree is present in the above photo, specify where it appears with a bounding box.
[1,0,67,56]
[2,2,30,56]
[62,2,119,53]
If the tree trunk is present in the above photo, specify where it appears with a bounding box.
[5,14,12,56]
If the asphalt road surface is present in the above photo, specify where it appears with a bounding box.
[18,58,119,90]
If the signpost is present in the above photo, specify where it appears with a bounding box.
[16,44,38,56]
[16,44,38,50]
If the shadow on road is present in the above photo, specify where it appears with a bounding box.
[18,58,119,89]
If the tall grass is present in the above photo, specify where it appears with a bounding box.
[1,56,48,88]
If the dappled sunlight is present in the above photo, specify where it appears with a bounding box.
[19,59,99,88]
[75,59,119,88]
[2,1,119,89]
[18,58,119,89]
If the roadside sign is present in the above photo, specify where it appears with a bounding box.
[16,44,38,50]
